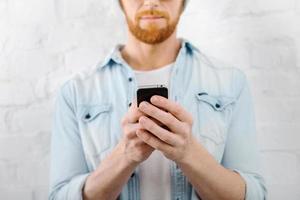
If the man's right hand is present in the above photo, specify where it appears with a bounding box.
[118,100,155,164]
[83,100,156,200]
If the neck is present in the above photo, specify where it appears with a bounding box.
[120,31,182,71]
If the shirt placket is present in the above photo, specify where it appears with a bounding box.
[122,61,141,200]
[169,45,190,200]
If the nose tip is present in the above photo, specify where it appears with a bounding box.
[144,0,159,9]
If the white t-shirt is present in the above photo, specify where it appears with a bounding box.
[133,62,174,200]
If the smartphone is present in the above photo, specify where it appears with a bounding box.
[137,85,168,107]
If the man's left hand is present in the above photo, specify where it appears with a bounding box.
[137,95,197,163]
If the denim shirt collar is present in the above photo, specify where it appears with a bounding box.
[96,37,200,71]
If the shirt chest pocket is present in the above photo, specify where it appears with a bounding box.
[195,93,236,161]
[78,104,112,157]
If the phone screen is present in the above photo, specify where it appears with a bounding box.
[137,85,168,107]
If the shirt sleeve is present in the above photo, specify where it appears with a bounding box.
[221,70,268,200]
[48,81,91,200]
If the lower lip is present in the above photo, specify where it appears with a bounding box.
[141,17,164,21]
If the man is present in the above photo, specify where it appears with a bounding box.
[49,0,267,199]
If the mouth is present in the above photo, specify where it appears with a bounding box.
[140,16,164,20]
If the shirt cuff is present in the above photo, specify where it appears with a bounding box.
[67,173,90,200]
[231,169,267,200]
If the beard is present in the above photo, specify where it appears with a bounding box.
[125,9,180,44]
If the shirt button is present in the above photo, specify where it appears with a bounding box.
[215,103,221,108]
[128,102,132,107]
[131,172,135,177]
[128,77,133,82]
[85,113,91,119]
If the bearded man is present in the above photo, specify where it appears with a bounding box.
[49,0,267,199]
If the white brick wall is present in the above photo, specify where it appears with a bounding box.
[0,0,299,199]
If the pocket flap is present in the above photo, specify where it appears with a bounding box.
[81,104,112,122]
[196,93,236,111]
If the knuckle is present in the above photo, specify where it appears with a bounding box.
[123,125,129,135]
[164,114,173,126]
[124,126,136,139]
[188,114,194,125]
[182,122,190,130]
[190,118,194,126]
[133,141,140,148]
[165,149,174,158]
[124,132,132,140]
[172,104,181,114]
[147,108,154,116]
[136,150,145,157]
[121,116,128,126]
[157,145,163,151]
[167,112,174,120]
[179,139,186,147]
[161,135,170,143]
[148,121,155,130]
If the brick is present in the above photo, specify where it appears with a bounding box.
[248,37,297,69]
[267,184,300,200]
[257,122,300,150]
[222,0,295,18]
[246,69,300,97]
[17,157,50,187]
[45,21,87,54]
[46,67,72,97]
[254,97,300,123]
[0,132,50,160]
[0,56,11,81]
[34,76,49,100]
[44,23,77,54]
[0,108,9,133]
[59,0,88,20]
[8,0,56,26]
[8,49,61,80]
[0,188,32,200]
[0,80,34,106]
[6,24,51,51]
[8,102,52,133]
[33,187,49,200]
[261,151,300,184]
[64,47,104,73]
[0,0,8,23]
[0,157,50,188]
[0,160,18,188]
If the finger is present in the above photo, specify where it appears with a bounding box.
[123,123,143,139]
[148,116,171,132]
[139,116,183,146]
[127,100,145,123]
[136,129,174,153]
[128,101,164,126]
[148,116,164,127]
[150,96,193,125]
[139,101,185,133]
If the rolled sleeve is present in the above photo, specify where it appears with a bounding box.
[221,70,268,200]
[49,81,90,200]
[232,169,267,200]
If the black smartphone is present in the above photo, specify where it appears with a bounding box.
[137,85,168,107]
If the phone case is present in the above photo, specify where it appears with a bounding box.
[137,85,168,107]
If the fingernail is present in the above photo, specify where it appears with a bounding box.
[140,101,148,108]
[139,116,146,123]
[151,96,158,102]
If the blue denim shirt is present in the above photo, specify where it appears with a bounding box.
[49,38,267,200]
